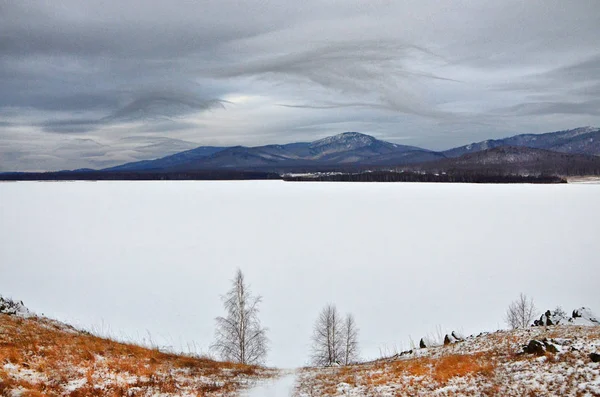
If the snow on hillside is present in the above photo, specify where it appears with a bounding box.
[295,325,600,396]
[0,309,275,396]
[310,132,378,151]
[444,126,600,158]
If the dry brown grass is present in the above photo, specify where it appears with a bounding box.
[0,314,270,396]
[431,353,495,382]
[296,326,600,396]
[366,352,495,386]
[296,351,498,396]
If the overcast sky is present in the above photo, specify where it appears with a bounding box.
[1,0,600,171]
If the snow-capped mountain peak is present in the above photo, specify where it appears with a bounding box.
[309,132,378,150]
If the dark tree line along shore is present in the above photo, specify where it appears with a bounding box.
[0,170,281,181]
[282,171,567,184]
[1,170,567,183]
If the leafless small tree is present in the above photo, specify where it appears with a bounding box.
[311,304,343,366]
[341,313,359,365]
[211,269,268,365]
[553,305,567,317]
[505,293,537,329]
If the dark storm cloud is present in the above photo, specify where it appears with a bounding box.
[39,120,102,134]
[548,55,600,82]
[489,53,600,119]
[577,83,600,99]
[277,102,388,110]
[208,41,461,117]
[496,101,600,117]
[496,54,600,94]
[1,0,600,170]
[35,92,226,133]
[107,94,227,122]
[0,1,282,58]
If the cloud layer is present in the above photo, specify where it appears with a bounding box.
[1,0,599,171]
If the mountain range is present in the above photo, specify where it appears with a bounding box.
[416,146,600,176]
[106,132,437,171]
[443,126,600,158]
[104,127,600,174]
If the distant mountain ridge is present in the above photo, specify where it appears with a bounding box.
[106,132,437,171]
[42,126,586,177]
[106,146,227,171]
[416,146,600,176]
[443,126,600,158]
[105,127,600,173]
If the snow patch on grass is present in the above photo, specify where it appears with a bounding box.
[295,325,600,396]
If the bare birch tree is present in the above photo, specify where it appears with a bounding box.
[211,269,268,365]
[341,313,359,365]
[505,293,537,329]
[311,304,343,366]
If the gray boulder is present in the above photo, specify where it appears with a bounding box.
[523,339,560,355]
[524,340,547,355]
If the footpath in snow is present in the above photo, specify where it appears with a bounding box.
[242,370,297,397]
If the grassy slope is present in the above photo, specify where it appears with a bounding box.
[0,314,273,396]
[295,326,600,396]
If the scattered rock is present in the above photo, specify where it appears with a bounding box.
[419,337,437,348]
[444,334,456,345]
[421,332,465,348]
[398,349,413,357]
[443,331,466,345]
[542,339,559,353]
[590,353,600,363]
[523,339,561,355]
[524,340,547,356]
[572,308,585,318]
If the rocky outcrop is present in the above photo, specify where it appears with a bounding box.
[534,309,570,326]
[0,296,31,317]
[571,307,599,325]
[533,307,599,327]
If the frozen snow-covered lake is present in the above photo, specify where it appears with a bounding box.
[1,181,599,367]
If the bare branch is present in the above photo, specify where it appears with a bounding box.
[505,293,538,329]
[310,305,359,366]
[342,313,360,365]
[210,269,269,365]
